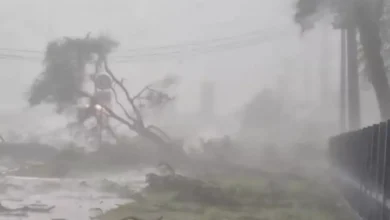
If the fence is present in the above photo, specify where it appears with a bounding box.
[329,121,390,220]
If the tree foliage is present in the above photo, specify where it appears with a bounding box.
[28,34,118,112]
[27,34,180,150]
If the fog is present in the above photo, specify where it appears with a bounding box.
[0,0,367,141]
[0,0,378,219]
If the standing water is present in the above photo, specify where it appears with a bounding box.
[0,169,154,220]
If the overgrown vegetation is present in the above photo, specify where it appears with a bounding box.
[100,168,355,220]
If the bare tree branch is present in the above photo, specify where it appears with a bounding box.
[133,85,152,100]
[78,90,136,131]
[133,75,176,101]
[110,86,137,122]
[78,90,171,147]
[103,59,144,126]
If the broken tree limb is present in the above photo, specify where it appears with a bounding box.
[78,90,136,131]
[78,90,171,147]
[103,59,144,127]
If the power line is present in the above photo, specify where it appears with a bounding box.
[0,25,293,55]
[0,26,297,63]
[122,25,292,52]
[116,32,291,62]
[115,27,293,62]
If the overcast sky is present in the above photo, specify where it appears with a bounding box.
[0,0,350,135]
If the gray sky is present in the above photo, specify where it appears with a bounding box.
[0,0,352,135]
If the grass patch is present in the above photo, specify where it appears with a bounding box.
[100,171,356,220]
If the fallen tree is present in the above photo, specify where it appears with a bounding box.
[27,34,181,153]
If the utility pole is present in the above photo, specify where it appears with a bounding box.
[319,24,330,104]
[333,0,361,131]
[346,24,361,130]
[92,70,112,148]
[340,30,347,132]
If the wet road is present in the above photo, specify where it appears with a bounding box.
[0,169,153,220]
